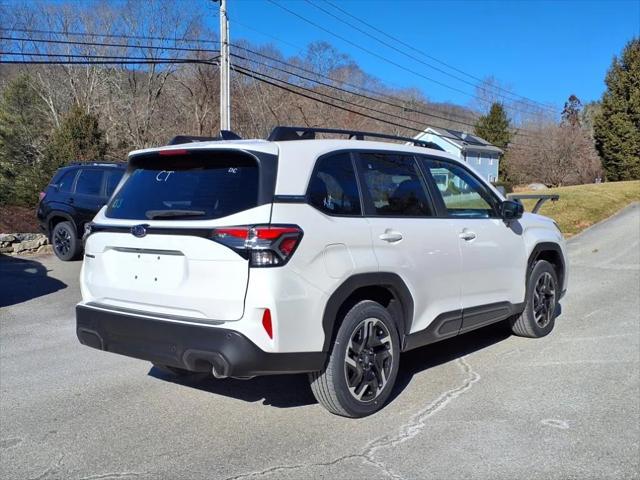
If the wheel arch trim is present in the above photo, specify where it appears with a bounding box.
[527,242,566,293]
[321,272,414,352]
[47,211,76,237]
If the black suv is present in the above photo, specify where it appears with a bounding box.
[37,162,125,261]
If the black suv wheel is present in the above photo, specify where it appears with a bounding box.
[309,300,400,417]
[52,221,81,261]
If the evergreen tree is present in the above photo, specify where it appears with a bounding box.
[47,105,108,166]
[474,102,512,180]
[0,74,51,206]
[593,38,640,181]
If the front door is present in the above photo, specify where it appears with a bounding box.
[420,158,527,332]
[355,152,463,338]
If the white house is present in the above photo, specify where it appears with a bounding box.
[414,127,503,183]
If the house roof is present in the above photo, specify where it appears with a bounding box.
[418,127,504,155]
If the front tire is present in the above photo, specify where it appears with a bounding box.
[309,300,400,417]
[510,260,559,338]
[52,221,81,261]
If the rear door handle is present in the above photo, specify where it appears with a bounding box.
[379,230,403,243]
[69,197,75,204]
[459,230,476,241]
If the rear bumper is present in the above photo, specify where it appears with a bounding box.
[76,304,326,377]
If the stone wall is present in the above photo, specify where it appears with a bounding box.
[0,233,52,255]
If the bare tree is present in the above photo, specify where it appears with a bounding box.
[508,122,602,186]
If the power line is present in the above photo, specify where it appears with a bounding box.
[232,64,540,151]
[2,54,536,150]
[0,59,214,66]
[1,51,218,61]
[230,43,482,123]
[3,27,551,127]
[232,51,480,131]
[323,0,558,113]
[6,31,484,128]
[266,0,554,118]
[1,27,217,45]
[0,35,219,54]
[231,46,546,140]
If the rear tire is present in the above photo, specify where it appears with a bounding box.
[510,260,559,338]
[52,221,81,261]
[309,300,400,417]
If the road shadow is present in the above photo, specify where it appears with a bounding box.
[0,253,67,308]
[147,319,532,410]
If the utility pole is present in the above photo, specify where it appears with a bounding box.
[219,0,231,131]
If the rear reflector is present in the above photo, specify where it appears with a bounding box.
[262,309,273,339]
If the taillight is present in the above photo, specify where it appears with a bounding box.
[211,225,303,267]
[38,191,46,202]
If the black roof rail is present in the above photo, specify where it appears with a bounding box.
[70,161,124,167]
[167,130,242,145]
[267,126,444,151]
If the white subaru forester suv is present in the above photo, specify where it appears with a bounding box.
[77,126,568,417]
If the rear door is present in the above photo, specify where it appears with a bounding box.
[83,149,273,321]
[355,151,463,337]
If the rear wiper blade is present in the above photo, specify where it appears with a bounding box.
[145,209,206,219]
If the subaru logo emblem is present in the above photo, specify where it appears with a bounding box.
[131,224,148,238]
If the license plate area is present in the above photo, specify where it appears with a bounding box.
[107,247,186,289]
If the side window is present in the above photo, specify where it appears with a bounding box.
[425,160,498,218]
[308,153,361,215]
[75,169,104,196]
[106,170,124,197]
[57,170,77,193]
[357,153,433,217]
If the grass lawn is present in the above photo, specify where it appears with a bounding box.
[518,180,640,237]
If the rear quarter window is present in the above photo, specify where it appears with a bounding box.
[106,151,260,220]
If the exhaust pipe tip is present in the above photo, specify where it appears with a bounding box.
[212,365,228,379]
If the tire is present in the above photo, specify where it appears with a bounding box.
[152,363,210,380]
[309,300,400,418]
[52,221,81,261]
[510,260,559,338]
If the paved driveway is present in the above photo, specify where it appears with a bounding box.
[1,204,639,480]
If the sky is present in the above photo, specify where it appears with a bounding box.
[213,0,640,113]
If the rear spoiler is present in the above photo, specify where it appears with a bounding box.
[507,194,559,214]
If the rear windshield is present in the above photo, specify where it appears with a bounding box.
[105,151,259,220]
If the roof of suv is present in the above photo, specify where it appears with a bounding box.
[60,162,126,170]
[129,138,458,161]
[128,138,461,196]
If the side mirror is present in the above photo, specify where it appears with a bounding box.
[501,199,524,221]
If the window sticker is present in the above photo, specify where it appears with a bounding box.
[155,170,174,182]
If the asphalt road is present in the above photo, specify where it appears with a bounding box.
[1,204,639,480]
